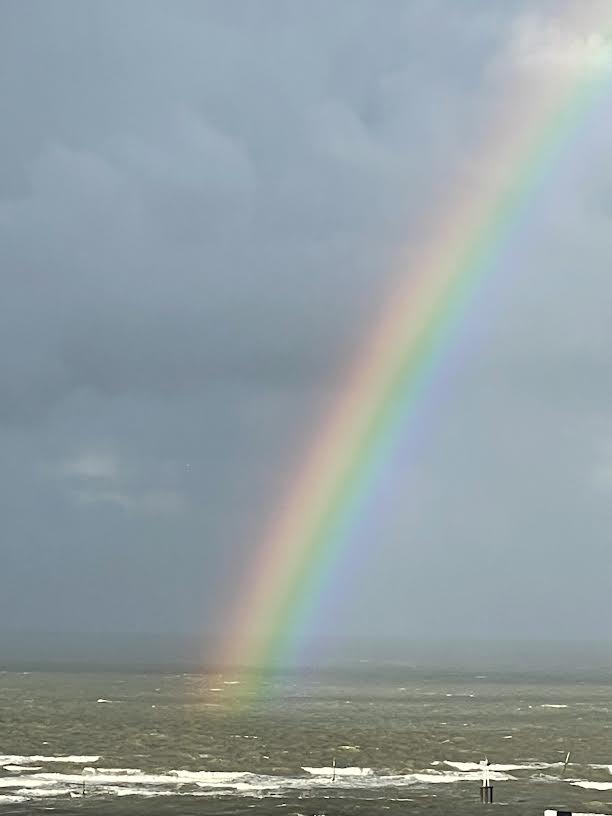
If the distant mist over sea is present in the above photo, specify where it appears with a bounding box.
[2,631,612,674]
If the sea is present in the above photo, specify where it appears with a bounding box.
[2,661,612,816]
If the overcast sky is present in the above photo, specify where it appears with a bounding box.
[1,1,612,650]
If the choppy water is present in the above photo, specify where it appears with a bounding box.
[2,667,612,814]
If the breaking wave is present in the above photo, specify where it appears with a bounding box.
[303,767,372,777]
[443,760,554,772]
[0,755,600,804]
[0,755,99,766]
[0,762,526,803]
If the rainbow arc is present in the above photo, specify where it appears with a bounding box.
[222,7,612,677]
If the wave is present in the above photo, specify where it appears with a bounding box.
[0,765,519,800]
[443,760,552,772]
[3,764,42,772]
[412,770,514,784]
[0,755,99,766]
[571,781,612,791]
[8,758,599,803]
[3,770,253,787]
[88,768,142,775]
[303,767,372,777]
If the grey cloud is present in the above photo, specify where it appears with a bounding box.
[0,1,515,421]
[1,0,612,645]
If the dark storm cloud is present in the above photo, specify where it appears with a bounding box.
[0,0,513,415]
[1,0,612,646]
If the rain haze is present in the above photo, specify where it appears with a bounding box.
[2,0,612,669]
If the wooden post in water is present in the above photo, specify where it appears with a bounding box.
[331,757,336,783]
[561,752,571,777]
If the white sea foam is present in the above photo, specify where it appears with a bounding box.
[3,764,41,772]
[96,699,117,704]
[14,786,73,798]
[0,755,100,766]
[303,767,372,777]
[414,770,514,784]
[540,704,568,709]
[572,781,612,791]
[87,768,142,775]
[8,770,253,787]
[102,786,176,798]
[443,760,550,772]
[0,763,525,802]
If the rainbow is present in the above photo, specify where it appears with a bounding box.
[222,6,612,675]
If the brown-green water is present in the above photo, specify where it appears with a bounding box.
[2,667,612,815]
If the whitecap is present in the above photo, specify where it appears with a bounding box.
[3,764,41,772]
[0,763,522,802]
[102,786,175,797]
[87,768,142,775]
[443,760,550,772]
[413,770,514,784]
[0,755,100,765]
[571,781,612,791]
[303,767,372,777]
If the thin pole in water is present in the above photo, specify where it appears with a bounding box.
[562,751,571,777]
[332,757,336,783]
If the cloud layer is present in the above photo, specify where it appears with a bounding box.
[1,1,612,648]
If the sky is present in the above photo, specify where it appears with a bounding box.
[1,0,612,652]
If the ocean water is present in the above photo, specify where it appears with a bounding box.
[2,666,612,815]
